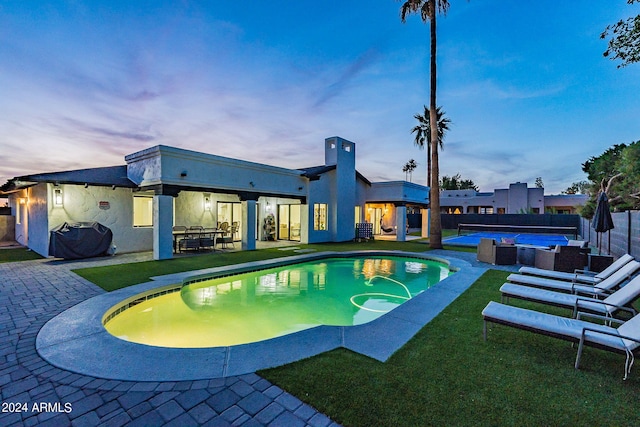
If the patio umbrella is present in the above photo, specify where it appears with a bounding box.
[591,192,614,254]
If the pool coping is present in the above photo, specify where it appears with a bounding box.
[36,250,484,382]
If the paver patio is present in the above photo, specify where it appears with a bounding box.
[0,252,341,427]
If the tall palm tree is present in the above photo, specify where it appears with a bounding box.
[411,105,451,187]
[403,159,418,181]
[400,0,450,249]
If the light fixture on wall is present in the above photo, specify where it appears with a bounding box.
[54,188,63,206]
[204,195,211,211]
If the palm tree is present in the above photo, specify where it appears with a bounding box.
[400,0,450,249]
[403,159,418,182]
[411,105,451,187]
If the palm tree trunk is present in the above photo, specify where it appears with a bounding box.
[427,149,432,187]
[428,0,443,249]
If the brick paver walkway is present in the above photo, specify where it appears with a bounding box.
[0,253,340,426]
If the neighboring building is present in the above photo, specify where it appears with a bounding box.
[440,182,587,215]
[0,137,429,260]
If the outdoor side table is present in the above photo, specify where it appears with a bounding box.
[588,254,614,273]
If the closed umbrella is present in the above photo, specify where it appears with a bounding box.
[591,192,614,254]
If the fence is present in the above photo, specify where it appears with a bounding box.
[580,210,640,260]
[441,213,581,231]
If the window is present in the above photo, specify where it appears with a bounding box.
[133,196,153,227]
[313,203,327,231]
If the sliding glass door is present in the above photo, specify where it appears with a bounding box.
[278,204,301,241]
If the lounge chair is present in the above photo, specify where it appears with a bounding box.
[482,301,640,379]
[500,273,640,318]
[518,254,635,285]
[506,260,640,297]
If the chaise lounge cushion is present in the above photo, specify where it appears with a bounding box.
[518,253,635,285]
[482,301,640,352]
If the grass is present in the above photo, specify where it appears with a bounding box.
[73,239,470,292]
[260,270,640,426]
[0,247,43,263]
[69,239,640,425]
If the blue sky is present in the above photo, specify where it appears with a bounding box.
[1,1,639,194]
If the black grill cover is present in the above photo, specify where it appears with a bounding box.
[49,222,113,259]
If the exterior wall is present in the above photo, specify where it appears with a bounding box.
[544,194,589,214]
[126,145,308,199]
[0,215,14,241]
[26,184,49,256]
[526,187,544,213]
[305,170,332,244]
[325,137,356,242]
[174,191,229,229]
[440,183,587,214]
[494,190,509,213]
[507,183,528,213]
[44,183,152,256]
[367,181,429,206]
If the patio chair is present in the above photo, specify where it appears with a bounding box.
[482,301,640,379]
[178,232,200,252]
[217,228,235,249]
[534,245,587,273]
[198,229,216,251]
[500,273,640,319]
[518,254,635,285]
[477,238,517,266]
[506,260,640,297]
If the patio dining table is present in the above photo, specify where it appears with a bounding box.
[172,229,226,252]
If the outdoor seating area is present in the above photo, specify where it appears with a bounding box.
[485,252,640,380]
[476,237,518,265]
[483,301,640,380]
[173,223,235,253]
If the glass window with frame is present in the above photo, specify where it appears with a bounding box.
[133,196,153,227]
[313,203,327,231]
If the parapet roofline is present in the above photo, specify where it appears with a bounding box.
[0,165,137,194]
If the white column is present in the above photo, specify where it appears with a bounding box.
[242,199,257,251]
[299,204,309,244]
[421,208,430,238]
[396,204,407,242]
[153,194,174,260]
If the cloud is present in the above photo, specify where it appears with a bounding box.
[312,47,381,109]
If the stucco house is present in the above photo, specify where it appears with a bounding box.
[0,137,429,260]
[440,182,587,215]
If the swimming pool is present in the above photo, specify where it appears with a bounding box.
[36,251,478,380]
[444,231,571,247]
[104,256,452,348]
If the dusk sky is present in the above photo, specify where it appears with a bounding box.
[1,1,639,194]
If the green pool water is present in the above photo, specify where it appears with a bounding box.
[104,256,452,348]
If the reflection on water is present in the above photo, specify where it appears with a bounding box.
[105,256,452,348]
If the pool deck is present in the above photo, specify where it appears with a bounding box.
[0,249,517,426]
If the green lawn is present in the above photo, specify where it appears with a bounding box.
[260,270,640,426]
[72,239,469,292]
[70,240,640,425]
[0,247,43,263]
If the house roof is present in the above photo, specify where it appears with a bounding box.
[298,165,371,186]
[0,165,137,194]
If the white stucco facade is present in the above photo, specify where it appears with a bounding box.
[2,137,430,259]
[440,182,587,215]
